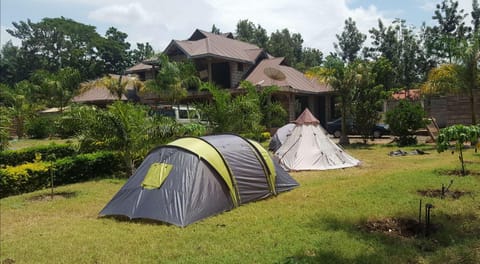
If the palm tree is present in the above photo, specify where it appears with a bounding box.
[81,74,144,101]
[306,56,359,145]
[144,54,200,105]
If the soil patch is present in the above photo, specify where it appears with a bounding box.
[417,189,472,199]
[362,217,438,238]
[27,191,77,202]
[435,169,480,176]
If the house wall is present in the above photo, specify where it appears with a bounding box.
[229,62,251,88]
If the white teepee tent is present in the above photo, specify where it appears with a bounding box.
[274,108,360,171]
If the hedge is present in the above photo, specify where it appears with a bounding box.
[0,144,76,167]
[0,151,124,198]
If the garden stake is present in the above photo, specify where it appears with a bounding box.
[418,199,422,224]
[441,184,445,199]
[425,203,434,237]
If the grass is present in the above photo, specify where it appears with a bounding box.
[1,143,479,263]
[7,138,76,150]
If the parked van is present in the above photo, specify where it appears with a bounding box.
[151,105,203,124]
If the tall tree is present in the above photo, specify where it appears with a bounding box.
[334,17,366,63]
[131,42,155,63]
[268,29,303,66]
[473,0,480,33]
[306,55,359,145]
[235,19,269,49]
[0,41,28,85]
[100,27,131,74]
[369,19,428,90]
[427,0,470,63]
[211,24,221,34]
[351,62,388,143]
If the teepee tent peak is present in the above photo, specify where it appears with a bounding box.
[294,108,320,125]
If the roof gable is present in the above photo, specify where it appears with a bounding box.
[164,29,263,63]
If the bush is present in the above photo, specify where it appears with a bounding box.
[385,100,426,146]
[0,144,76,167]
[0,162,51,197]
[54,151,125,184]
[26,115,55,139]
[0,151,124,198]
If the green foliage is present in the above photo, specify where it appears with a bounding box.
[179,123,207,137]
[0,161,51,198]
[306,55,359,144]
[0,144,76,166]
[436,124,480,175]
[25,115,54,139]
[334,17,367,63]
[235,19,269,49]
[0,106,11,151]
[0,151,123,198]
[351,62,388,143]
[199,82,267,135]
[385,100,426,146]
[143,54,199,104]
[71,102,179,174]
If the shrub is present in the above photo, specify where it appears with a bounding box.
[0,161,51,197]
[385,100,426,146]
[26,115,55,139]
[180,123,207,136]
[54,151,125,184]
[0,144,76,167]
[0,151,124,198]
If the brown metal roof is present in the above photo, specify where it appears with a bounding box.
[72,74,137,103]
[244,58,332,94]
[294,108,320,125]
[165,29,264,63]
[125,63,154,73]
[72,87,127,102]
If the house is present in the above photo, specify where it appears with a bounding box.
[124,29,335,125]
[72,29,334,124]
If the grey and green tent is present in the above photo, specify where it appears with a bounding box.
[99,134,298,227]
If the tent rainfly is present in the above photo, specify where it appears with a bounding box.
[269,123,295,152]
[274,108,360,171]
[99,134,298,227]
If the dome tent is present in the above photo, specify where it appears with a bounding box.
[274,108,360,171]
[99,134,298,227]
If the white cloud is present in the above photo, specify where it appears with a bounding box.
[88,3,152,25]
[3,0,389,54]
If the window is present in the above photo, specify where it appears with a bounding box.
[237,63,244,72]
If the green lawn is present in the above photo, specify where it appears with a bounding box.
[1,144,479,263]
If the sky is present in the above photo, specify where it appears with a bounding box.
[0,0,476,54]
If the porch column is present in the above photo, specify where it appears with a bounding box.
[207,58,212,83]
[325,95,331,121]
[288,94,296,121]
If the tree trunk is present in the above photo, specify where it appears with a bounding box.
[339,101,350,145]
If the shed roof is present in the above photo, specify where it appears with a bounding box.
[125,63,154,74]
